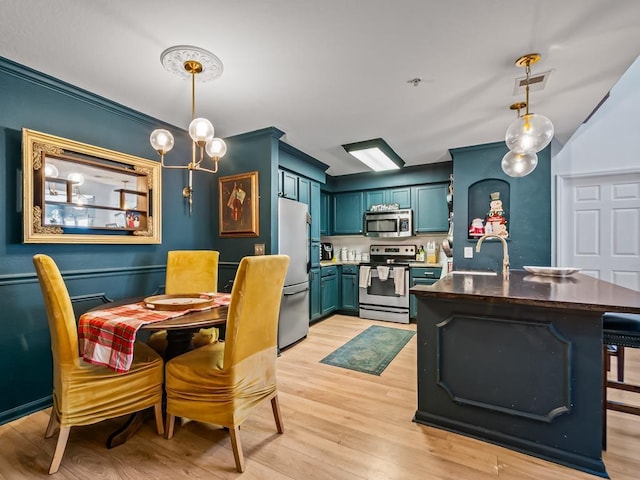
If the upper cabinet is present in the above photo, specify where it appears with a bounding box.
[22,128,162,244]
[325,183,447,236]
[320,191,330,236]
[280,169,299,200]
[309,181,321,242]
[364,187,411,210]
[411,184,449,233]
[332,192,363,234]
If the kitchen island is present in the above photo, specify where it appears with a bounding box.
[410,270,640,478]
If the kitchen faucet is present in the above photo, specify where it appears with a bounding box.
[475,233,509,277]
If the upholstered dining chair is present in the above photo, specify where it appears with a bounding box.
[33,254,165,474]
[164,254,290,473]
[147,250,220,356]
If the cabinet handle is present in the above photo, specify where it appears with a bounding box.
[423,272,434,276]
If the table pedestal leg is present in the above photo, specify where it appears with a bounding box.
[165,329,196,360]
[106,330,196,448]
[106,410,148,448]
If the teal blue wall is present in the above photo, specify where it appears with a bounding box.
[214,127,284,261]
[450,142,551,271]
[0,57,253,424]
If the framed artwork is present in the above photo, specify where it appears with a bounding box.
[22,128,162,244]
[218,171,259,237]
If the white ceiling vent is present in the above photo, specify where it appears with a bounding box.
[513,70,552,95]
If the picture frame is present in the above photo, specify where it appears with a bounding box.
[22,128,162,244]
[218,171,259,237]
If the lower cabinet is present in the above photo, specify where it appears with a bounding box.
[309,267,322,321]
[321,265,338,316]
[340,264,359,314]
[409,267,442,318]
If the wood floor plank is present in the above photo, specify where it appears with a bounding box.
[2,314,640,479]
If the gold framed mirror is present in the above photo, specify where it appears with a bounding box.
[22,128,162,244]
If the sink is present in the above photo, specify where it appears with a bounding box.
[451,270,497,276]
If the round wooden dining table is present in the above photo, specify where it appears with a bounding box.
[86,297,229,448]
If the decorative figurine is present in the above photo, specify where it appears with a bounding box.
[485,192,508,237]
[468,218,485,237]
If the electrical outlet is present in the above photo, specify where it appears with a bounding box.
[464,247,473,258]
[254,243,265,256]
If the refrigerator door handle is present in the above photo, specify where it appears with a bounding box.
[284,287,310,296]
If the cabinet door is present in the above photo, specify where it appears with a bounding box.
[310,241,320,267]
[332,192,364,234]
[321,274,338,316]
[310,268,322,321]
[409,268,441,317]
[320,191,330,235]
[282,170,299,200]
[310,181,321,242]
[365,190,386,210]
[298,176,310,206]
[340,273,359,312]
[412,184,449,233]
[389,187,411,208]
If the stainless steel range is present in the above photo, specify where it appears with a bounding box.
[358,244,416,324]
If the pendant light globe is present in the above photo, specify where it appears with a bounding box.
[501,150,538,177]
[505,113,554,154]
[205,137,228,160]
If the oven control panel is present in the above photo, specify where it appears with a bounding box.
[369,244,417,265]
[370,244,416,259]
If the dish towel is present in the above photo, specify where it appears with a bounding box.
[393,267,405,296]
[376,266,390,281]
[359,266,372,288]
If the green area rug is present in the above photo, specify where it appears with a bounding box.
[320,325,415,375]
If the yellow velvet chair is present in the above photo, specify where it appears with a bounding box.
[164,255,290,472]
[33,254,165,474]
[148,250,220,356]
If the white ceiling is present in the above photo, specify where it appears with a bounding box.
[2,1,640,176]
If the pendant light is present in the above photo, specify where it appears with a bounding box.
[504,53,554,155]
[150,45,228,215]
[501,102,538,177]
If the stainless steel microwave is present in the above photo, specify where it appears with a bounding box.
[364,209,413,237]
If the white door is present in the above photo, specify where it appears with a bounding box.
[558,172,640,290]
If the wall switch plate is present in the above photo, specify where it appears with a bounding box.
[254,243,265,256]
[464,247,473,258]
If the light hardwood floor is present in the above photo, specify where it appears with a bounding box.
[1,314,640,479]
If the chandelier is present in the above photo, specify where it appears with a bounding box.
[149,45,228,214]
[502,53,554,178]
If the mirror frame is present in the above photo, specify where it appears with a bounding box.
[22,128,162,244]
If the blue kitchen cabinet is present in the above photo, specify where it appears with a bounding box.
[321,265,338,316]
[320,191,330,235]
[365,187,411,210]
[310,181,321,242]
[309,267,322,321]
[409,266,442,318]
[332,192,364,234]
[412,183,449,233]
[340,264,359,313]
[281,169,299,200]
[298,176,310,206]
[310,241,320,267]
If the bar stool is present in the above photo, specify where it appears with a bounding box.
[605,345,625,382]
[602,312,640,449]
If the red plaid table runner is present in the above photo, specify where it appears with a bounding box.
[78,293,231,372]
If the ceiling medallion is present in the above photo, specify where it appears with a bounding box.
[160,45,223,82]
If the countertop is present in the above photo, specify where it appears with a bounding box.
[319,260,442,268]
[410,270,640,314]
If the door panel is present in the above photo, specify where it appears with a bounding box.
[559,172,640,290]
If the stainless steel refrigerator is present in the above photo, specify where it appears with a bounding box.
[277,197,310,349]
